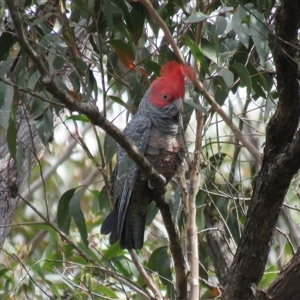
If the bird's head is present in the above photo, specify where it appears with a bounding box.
[149,61,195,112]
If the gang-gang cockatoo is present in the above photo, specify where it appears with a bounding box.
[101,61,194,249]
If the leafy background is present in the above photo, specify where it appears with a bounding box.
[0,0,299,299]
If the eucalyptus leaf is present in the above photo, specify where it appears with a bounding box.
[249,10,269,65]
[232,6,249,48]
[69,189,89,247]
[214,16,227,37]
[185,99,209,115]
[57,188,77,235]
[104,133,117,164]
[220,68,234,88]
[187,12,210,23]
[231,63,251,94]
[148,246,173,286]
[0,82,13,129]
[7,107,17,160]
[182,36,210,75]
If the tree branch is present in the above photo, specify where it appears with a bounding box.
[267,248,300,299]
[129,249,163,300]
[187,110,203,300]
[204,210,234,287]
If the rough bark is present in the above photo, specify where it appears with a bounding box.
[205,204,235,287]
[222,0,300,299]
[0,108,44,248]
[267,248,300,300]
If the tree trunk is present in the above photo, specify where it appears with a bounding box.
[222,0,300,298]
[0,107,44,248]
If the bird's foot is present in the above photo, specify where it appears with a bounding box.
[148,174,166,189]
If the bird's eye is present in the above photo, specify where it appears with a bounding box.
[162,94,168,99]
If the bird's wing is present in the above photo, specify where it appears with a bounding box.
[114,114,152,237]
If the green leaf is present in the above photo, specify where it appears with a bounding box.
[231,63,251,94]
[130,2,145,42]
[249,10,269,65]
[0,267,9,277]
[113,20,133,43]
[109,39,135,70]
[100,242,126,262]
[69,189,89,247]
[215,86,228,106]
[76,242,100,262]
[0,30,16,61]
[30,97,49,120]
[67,114,90,122]
[0,59,15,77]
[28,70,40,90]
[210,75,228,107]
[214,16,227,37]
[148,246,172,286]
[185,99,209,115]
[201,39,220,65]
[103,1,114,33]
[232,6,249,48]
[96,286,118,298]
[98,185,110,212]
[220,68,234,88]
[145,201,159,226]
[187,12,210,23]
[0,82,13,129]
[69,71,81,92]
[86,69,98,101]
[142,59,161,76]
[73,0,90,12]
[35,108,54,150]
[57,188,76,235]
[108,95,128,109]
[53,46,66,70]
[7,107,17,160]
[127,72,144,105]
[104,133,117,164]
[111,0,133,33]
[31,261,46,281]
[70,57,88,73]
[182,36,210,75]
[248,64,266,99]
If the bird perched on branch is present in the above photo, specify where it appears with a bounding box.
[101,61,195,249]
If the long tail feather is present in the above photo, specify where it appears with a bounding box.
[120,212,146,250]
[100,209,118,235]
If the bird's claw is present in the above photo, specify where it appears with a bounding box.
[148,174,166,189]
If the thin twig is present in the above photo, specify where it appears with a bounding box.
[187,110,203,300]
[129,249,163,300]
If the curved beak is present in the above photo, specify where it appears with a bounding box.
[173,98,183,111]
